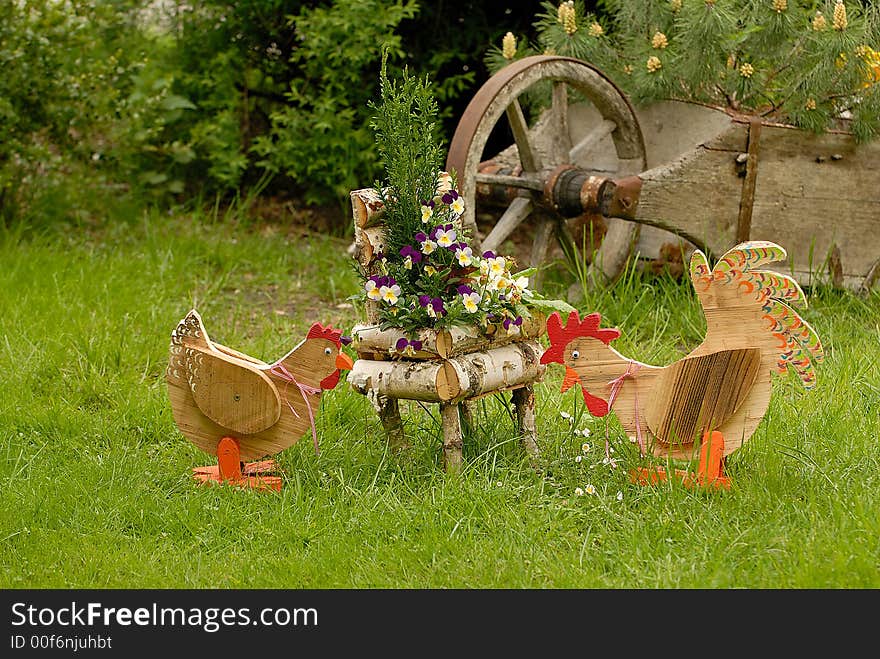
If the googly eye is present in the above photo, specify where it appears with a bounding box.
[571,350,580,359]
[324,347,333,355]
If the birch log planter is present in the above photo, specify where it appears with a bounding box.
[348,187,548,471]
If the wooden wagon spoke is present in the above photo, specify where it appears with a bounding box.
[569,118,617,165]
[474,172,544,192]
[550,81,572,162]
[529,215,556,290]
[482,196,534,254]
[505,98,542,172]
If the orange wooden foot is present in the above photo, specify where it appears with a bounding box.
[629,431,731,491]
[192,437,282,492]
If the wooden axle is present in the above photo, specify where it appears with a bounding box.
[475,160,641,223]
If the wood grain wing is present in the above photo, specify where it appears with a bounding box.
[184,345,282,435]
[646,348,762,445]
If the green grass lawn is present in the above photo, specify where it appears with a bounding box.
[1,208,878,588]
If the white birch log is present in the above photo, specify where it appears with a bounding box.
[347,340,545,402]
[347,359,460,402]
[444,340,545,399]
[354,225,387,268]
[351,188,387,228]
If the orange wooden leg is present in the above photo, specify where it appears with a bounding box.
[630,430,731,490]
[217,437,243,482]
[697,430,729,488]
[192,437,282,492]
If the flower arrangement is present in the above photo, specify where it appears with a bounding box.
[356,55,573,349]
[362,170,536,340]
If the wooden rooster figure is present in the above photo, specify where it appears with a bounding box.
[540,241,824,489]
[166,310,354,491]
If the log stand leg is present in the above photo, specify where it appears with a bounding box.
[440,403,463,474]
[377,395,407,451]
[512,385,540,465]
[459,400,476,435]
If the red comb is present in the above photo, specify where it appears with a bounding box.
[307,322,343,347]
[540,311,620,364]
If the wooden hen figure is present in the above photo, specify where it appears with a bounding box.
[166,310,354,491]
[541,241,824,489]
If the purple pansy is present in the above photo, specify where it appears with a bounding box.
[441,190,459,205]
[433,224,457,248]
[455,243,474,266]
[415,231,437,255]
[394,337,424,357]
[503,316,524,334]
[400,244,423,263]
[418,295,445,317]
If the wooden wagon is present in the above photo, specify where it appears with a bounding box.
[445,55,880,294]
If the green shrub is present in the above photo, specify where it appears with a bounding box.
[251,0,419,207]
[1,0,560,225]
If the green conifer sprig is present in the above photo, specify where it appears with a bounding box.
[486,0,880,141]
[368,52,445,256]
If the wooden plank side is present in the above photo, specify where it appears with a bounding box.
[748,125,880,286]
[632,123,748,255]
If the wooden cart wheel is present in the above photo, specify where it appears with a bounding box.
[446,55,647,290]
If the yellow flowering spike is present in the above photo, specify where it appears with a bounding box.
[557,1,567,24]
[647,55,662,73]
[670,0,682,12]
[652,32,668,49]
[812,11,827,31]
[772,0,787,12]
[560,2,577,35]
[805,98,816,110]
[833,1,847,31]
[623,63,633,75]
[836,52,847,69]
[502,32,516,60]
[739,62,755,78]
[588,22,603,37]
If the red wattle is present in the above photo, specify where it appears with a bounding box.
[582,388,609,417]
[320,370,341,390]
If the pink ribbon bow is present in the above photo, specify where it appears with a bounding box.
[606,360,645,457]
[269,362,322,455]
